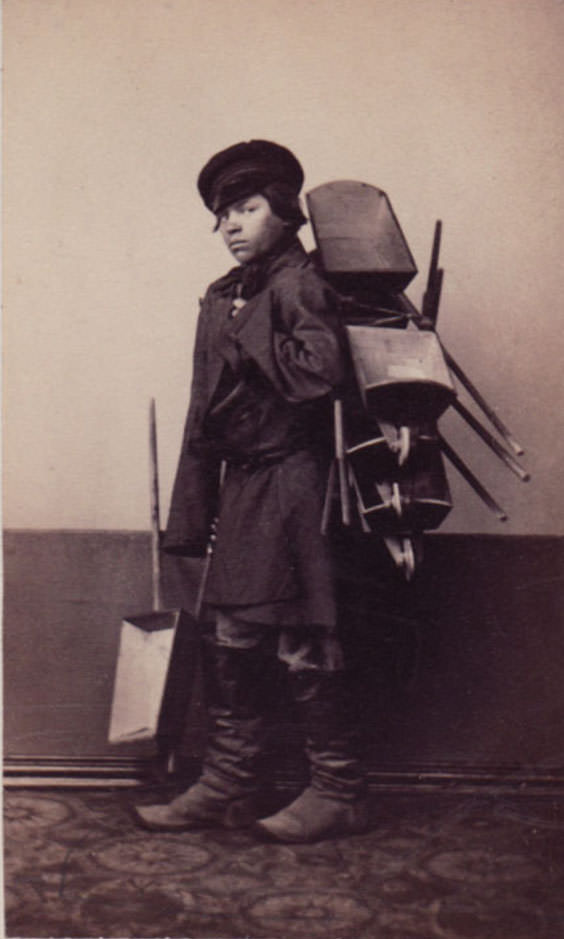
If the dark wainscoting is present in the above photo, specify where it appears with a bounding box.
[4,529,564,787]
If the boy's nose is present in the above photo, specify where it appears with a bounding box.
[224,212,242,232]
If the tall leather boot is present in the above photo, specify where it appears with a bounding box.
[133,640,265,832]
[254,670,368,843]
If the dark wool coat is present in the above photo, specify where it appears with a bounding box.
[163,239,345,627]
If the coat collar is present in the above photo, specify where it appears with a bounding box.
[212,237,309,299]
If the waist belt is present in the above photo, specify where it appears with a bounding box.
[225,447,307,471]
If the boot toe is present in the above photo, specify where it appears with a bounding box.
[254,788,369,844]
[132,802,196,832]
[132,786,257,832]
[255,808,305,842]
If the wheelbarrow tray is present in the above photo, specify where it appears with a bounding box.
[307,180,418,291]
[346,325,456,422]
[348,434,452,531]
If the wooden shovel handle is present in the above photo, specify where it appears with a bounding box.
[194,460,227,621]
[149,398,162,612]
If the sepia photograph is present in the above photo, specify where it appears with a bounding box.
[3,1,564,936]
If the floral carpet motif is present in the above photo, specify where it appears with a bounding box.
[4,786,564,938]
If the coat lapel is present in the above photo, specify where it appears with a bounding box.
[204,289,238,407]
[202,239,309,408]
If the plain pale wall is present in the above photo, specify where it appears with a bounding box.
[3,0,564,533]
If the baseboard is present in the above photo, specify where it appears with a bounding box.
[5,755,564,794]
[364,766,564,795]
[3,755,163,788]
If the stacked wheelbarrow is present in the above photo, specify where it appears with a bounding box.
[308,181,529,580]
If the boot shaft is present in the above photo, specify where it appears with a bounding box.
[288,669,365,800]
[199,640,269,797]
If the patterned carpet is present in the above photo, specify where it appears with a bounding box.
[4,785,564,938]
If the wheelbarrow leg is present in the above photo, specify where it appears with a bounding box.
[443,349,525,456]
[439,434,507,522]
[451,399,529,482]
[397,292,525,457]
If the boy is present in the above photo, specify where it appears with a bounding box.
[134,140,367,843]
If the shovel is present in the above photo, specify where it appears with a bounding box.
[108,399,199,772]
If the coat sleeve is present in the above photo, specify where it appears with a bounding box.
[221,267,345,403]
[162,295,221,557]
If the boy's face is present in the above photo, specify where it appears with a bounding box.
[217,193,288,264]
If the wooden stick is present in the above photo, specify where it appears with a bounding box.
[422,219,442,322]
[334,399,351,526]
[149,398,162,612]
[439,435,507,521]
[347,463,371,533]
[321,460,337,535]
[428,220,442,289]
[428,267,444,326]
